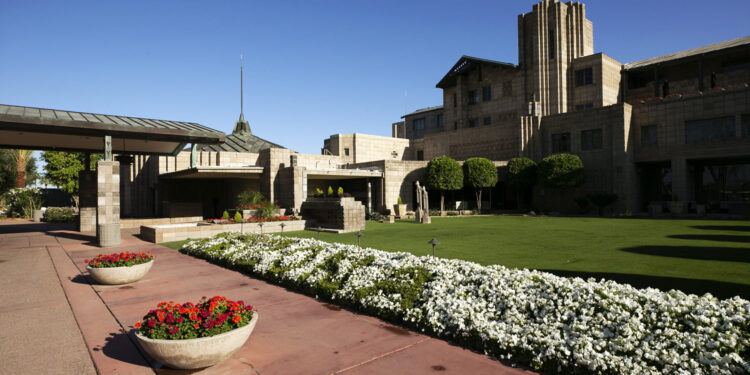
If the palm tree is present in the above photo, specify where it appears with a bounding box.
[8,150,34,187]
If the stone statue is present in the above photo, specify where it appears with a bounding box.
[415,181,423,222]
[415,181,431,224]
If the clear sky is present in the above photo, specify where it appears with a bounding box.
[1,0,748,155]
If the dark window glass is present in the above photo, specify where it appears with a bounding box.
[581,129,602,151]
[344,148,350,156]
[469,119,478,128]
[742,114,749,138]
[575,103,593,111]
[468,90,478,105]
[482,86,491,101]
[483,117,491,126]
[413,118,425,130]
[641,125,657,147]
[437,114,444,127]
[551,133,570,153]
[696,162,750,205]
[417,150,424,161]
[575,68,593,86]
[454,122,458,130]
[548,30,555,60]
[685,116,735,144]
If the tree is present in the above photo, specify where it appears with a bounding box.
[537,153,585,189]
[0,150,39,193]
[463,157,498,212]
[424,156,463,213]
[505,157,537,208]
[8,150,34,188]
[40,152,100,207]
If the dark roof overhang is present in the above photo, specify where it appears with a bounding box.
[436,55,517,89]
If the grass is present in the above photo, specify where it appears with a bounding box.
[161,215,750,299]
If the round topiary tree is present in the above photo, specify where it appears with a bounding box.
[505,157,537,209]
[424,156,463,213]
[463,157,498,213]
[537,153,585,189]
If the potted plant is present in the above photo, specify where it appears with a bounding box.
[85,251,155,285]
[134,296,258,369]
[393,196,406,217]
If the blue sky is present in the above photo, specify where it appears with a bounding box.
[1,0,748,155]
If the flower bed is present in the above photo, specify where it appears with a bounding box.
[206,215,298,225]
[180,233,750,374]
[135,296,254,340]
[85,251,155,268]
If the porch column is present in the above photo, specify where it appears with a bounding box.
[96,160,121,247]
[77,170,97,232]
[671,157,689,202]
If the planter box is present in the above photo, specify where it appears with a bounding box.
[86,260,154,285]
[393,204,407,217]
[667,201,686,216]
[300,197,365,233]
[136,312,259,369]
[140,220,306,243]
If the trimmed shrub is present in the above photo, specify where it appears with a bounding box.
[537,153,585,189]
[44,207,76,222]
[424,156,463,212]
[463,157,498,212]
[506,157,537,208]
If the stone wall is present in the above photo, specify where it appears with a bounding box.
[300,197,365,233]
[140,220,306,243]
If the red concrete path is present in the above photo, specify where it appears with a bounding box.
[1,221,537,375]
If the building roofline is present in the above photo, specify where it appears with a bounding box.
[400,105,444,118]
[436,55,517,88]
[624,35,750,70]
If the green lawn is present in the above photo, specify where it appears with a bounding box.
[162,216,750,299]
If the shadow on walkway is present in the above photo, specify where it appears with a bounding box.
[622,245,750,263]
[95,330,153,370]
[541,269,750,300]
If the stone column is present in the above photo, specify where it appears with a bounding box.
[670,157,688,202]
[96,161,121,247]
[78,170,97,232]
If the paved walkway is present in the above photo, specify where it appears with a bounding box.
[0,221,535,375]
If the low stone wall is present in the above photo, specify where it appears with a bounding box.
[140,220,306,243]
[121,216,203,229]
[300,197,365,233]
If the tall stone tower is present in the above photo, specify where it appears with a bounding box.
[518,0,593,115]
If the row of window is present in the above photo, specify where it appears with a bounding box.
[575,67,593,87]
[467,117,493,128]
[454,82,513,107]
[412,114,445,131]
[640,115,750,147]
[551,129,603,153]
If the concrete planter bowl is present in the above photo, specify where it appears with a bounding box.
[135,312,259,369]
[86,260,154,285]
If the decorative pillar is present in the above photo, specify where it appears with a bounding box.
[96,160,121,247]
[78,170,97,232]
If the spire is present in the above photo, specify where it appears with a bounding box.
[233,54,251,134]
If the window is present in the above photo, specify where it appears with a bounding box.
[416,150,424,161]
[581,129,602,150]
[482,86,491,101]
[413,118,425,130]
[575,68,593,86]
[503,81,512,97]
[641,125,657,147]
[437,114,444,127]
[453,93,457,107]
[685,116,735,144]
[548,29,555,60]
[742,114,749,138]
[575,103,593,111]
[454,122,458,130]
[469,119,478,128]
[483,117,492,126]
[551,133,570,153]
[344,148,350,156]
[467,90,478,105]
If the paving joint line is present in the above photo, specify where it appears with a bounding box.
[53,233,158,374]
[332,337,431,374]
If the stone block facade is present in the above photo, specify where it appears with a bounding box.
[96,161,120,247]
[300,197,365,233]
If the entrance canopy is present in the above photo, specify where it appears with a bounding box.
[0,104,225,155]
[160,166,264,179]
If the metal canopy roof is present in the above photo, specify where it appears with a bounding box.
[159,166,264,179]
[198,130,284,153]
[436,55,517,88]
[0,104,225,155]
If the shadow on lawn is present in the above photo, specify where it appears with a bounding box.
[622,245,750,263]
[691,225,750,232]
[668,234,750,243]
[541,269,750,300]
